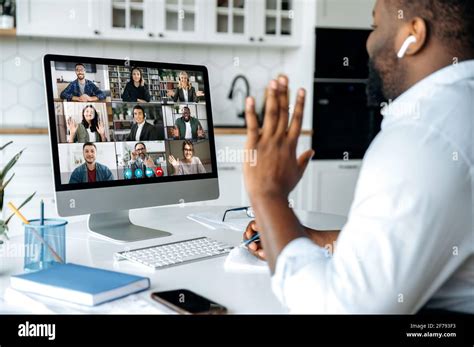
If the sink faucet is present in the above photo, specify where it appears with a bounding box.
[228,75,250,120]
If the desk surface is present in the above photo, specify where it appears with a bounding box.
[0,205,346,314]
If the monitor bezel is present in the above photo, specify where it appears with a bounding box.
[43,54,218,192]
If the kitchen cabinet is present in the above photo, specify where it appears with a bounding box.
[309,160,361,216]
[97,0,154,40]
[207,0,301,46]
[316,0,375,29]
[157,0,203,41]
[98,0,203,41]
[16,0,101,39]
[16,0,303,47]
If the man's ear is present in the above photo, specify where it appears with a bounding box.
[395,17,428,57]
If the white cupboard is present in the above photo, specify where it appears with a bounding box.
[16,0,101,39]
[16,0,304,47]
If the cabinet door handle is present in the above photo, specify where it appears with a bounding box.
[219,166,237,171]
[148,32,154,38]
[249,37,255,42]
[158,33,164,38]
[259,37,264,42]
[338,164,359,170]
[94,30,100,35]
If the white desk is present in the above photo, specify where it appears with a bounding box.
[0,205,346,314]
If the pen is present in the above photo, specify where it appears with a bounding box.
[40,199,44,226]
[240,233,260,248]
[7,202,64,263]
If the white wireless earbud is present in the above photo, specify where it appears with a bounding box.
[397,35,417,59]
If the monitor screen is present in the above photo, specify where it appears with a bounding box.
[43,55,218,193]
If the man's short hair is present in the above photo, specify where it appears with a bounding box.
[135,142,146,150]
[133,105,145,116]
[393,0,474,54]
[83,142,96,150]
[75,63,86,69]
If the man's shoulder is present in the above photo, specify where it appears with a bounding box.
[96,162,110,171]
[67,79,78,87]
[71,163,85,173]
[360,121,469,196]
[143,121,154,129]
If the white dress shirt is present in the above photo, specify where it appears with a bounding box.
[184,121,192,139]
[272,60,474,314]
[135,122,145,141]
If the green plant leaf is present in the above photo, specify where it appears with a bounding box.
[0,149,25,181]
[1,173,15,191]
[0,220,8,240]
[4,192,36,225]
[0,141,13,151]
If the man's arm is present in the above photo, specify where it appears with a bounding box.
[60,82,75,101]
[244,221,339,260]
[244,76,313,273]
[89,81,106,100]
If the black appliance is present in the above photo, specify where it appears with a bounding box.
[312,28,383,160]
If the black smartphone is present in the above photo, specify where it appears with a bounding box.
[151,289,227,315]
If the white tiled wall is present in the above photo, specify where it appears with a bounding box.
[0,37,288,128]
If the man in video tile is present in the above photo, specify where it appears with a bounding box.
[172,106,205,140]
[69,142,114,183]
[126,105,159,141]
[60,63,106,102]
[128,142,156,178]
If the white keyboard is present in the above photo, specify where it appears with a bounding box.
[114,237,234,270]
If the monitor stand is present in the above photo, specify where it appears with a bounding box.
[87,210,171,243]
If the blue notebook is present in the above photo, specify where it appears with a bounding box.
[10,263,150,306]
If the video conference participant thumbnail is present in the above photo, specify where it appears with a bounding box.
[58,63,107,102]
[173,106,205,140]
[164,70,205,103]
[162,104,208,140]
[63,103,110,143]
[112,103,165,142]
[167,140,211,176]
[121,67,151,103]
[58,142,118,184]
[116,141,168,179]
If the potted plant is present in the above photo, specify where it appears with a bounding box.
[0,141,36,245]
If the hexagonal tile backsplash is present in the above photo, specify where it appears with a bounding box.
[1,37,285,128]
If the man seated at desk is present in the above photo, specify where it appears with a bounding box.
[60,63,106,102]
[172,106,205,140]
[69,142,114,183]
[241,0,474,314]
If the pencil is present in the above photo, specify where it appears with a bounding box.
[7,202,64,264]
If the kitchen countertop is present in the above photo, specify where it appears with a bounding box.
[0,128,313,136]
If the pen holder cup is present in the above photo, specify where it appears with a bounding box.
[23,219,68,272]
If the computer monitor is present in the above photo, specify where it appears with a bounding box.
[43,54,219,243]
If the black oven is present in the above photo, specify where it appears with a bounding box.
[312,28,383,160]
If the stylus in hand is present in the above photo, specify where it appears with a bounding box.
[241,232,260,248]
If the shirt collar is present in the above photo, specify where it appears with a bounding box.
[381,60,474,119]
